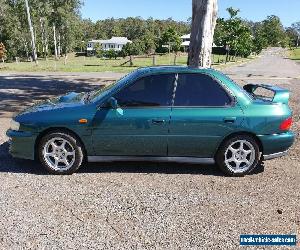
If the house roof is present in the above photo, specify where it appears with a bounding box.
[88,37,132,45]
[181,40,219,47]
[181,34,191,39]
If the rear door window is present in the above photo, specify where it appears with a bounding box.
[174,73,232,107]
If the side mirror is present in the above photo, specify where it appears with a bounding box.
[98,97,123,116]
[108,97,118,109]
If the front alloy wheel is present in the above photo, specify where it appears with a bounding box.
[39,132,84,174]
[216,135,260,176]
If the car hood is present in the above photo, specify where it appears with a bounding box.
[18,92,86,116]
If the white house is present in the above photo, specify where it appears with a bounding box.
[180,34,218,52]
[86,37,132,55]
[180,34,191,52]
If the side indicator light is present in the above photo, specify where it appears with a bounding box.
[279,117,292,131]
[79,119,88,124]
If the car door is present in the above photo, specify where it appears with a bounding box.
[91,73,175,156]
[168,73,244,158]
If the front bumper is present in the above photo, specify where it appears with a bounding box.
[6,129,37,160]
[258,131,295,160]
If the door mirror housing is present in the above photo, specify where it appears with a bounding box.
[98,97,123,116]
[108,97,118,109]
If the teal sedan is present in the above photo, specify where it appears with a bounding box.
[6,67,295,176]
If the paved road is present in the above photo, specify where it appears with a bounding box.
[0,48,299,249]
[224,47,300,80]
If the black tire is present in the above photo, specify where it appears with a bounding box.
[38,131,84,175]
[215,135,260,176]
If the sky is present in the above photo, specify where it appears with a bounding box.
[81,0,300,27]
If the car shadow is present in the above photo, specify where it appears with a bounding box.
[0,75,107,116]
[0,141,264,177]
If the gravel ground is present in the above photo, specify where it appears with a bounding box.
[0,48,299,249]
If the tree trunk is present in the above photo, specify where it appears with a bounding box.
[24,0,38,64]
[174,53,177,65]
[44,26,49,60]
[225,50,229,64]
[152,55,156,66]
[53,25,58,60]
[58,33,61,57]
[188,0,218,68]
[40,18,48,59]
[64,54,68,65]
[129,55,133,66]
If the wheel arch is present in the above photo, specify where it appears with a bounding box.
[215,131,264,157]
[34,127,87,161]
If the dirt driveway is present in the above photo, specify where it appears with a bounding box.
[0,48,299,249]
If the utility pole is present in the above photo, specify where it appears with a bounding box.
[24,0,38,64]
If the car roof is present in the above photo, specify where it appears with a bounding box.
[135,66,215,75]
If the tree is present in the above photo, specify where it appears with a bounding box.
[291,22,300,47]
[260,16,287,47]
[105,49,118,59]
[285,27,299,48]
[141,31,157,54]
[121,40,145,57]
[158,27,181,53]
[24,0,38,63]
[0,3,192,60]
[94,43,104,57]
[250,22,268,53]
[0,42,6,62]
[188,0,218,68]
[214,8,254,58]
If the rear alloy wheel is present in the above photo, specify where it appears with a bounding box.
[39,132,84,174]
[216,135,260,176]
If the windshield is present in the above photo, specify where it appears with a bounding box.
[89,70,140,103]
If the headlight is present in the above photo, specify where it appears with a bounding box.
[10,120,20,131]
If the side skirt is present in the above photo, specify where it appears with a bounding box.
[263,151,288,160]
[87,156,215,164]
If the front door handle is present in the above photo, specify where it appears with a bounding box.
[152,119,165,125]
[223,117,236,123]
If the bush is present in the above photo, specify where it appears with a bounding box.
[104,49,118,59]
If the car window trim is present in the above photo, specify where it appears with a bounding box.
[97,71,237,110]
[172,72,236,108]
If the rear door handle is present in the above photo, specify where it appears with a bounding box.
[152,119,165,125]
[223,117,236,123]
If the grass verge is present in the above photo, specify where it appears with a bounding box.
[0,53,251,73]
[289,48,300,60]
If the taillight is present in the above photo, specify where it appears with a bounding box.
[279,117,292,131]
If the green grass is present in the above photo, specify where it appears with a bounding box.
[0,53,248,73]
[289,48,300,60]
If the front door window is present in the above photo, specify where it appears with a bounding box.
[113,74,175,107]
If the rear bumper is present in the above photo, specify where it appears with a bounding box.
[258,131,295,160]
[6,129,37,160]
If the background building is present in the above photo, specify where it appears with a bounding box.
[87,37,132,55]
